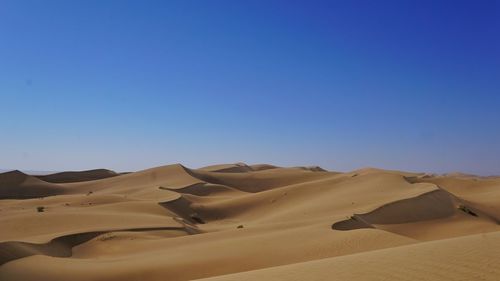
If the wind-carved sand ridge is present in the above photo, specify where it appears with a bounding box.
[0,163,499,280]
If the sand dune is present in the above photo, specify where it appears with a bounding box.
[36,169,119,183]
[0,170,66,199]
[0,163,498,280]
[198,231,500,281]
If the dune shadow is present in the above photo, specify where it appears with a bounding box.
[0,226,195,266]
[332,189,458,231]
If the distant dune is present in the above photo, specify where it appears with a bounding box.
[36,169,119,183]
[0,170,65,199]
[0,163,499,280]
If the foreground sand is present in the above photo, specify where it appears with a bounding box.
[0,163,499,280]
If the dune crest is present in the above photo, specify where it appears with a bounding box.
[0,170,65,199]
[36,169,119,183]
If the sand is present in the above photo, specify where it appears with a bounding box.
[0,163,498,280]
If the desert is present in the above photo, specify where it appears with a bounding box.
[1,1,498,280]
[1,163,499,280]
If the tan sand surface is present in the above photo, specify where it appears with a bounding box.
[1,164,498,280]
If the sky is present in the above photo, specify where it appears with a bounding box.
[0,0,499,175]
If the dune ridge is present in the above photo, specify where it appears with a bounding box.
[36,169,119,183]
[0,170,66,199]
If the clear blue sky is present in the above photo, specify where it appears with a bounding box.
[1,0,499,175]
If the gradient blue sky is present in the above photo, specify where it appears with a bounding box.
[1,0,499,175]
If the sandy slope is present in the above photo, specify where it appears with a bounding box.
[0,164,498,280]
[198,231,500,281]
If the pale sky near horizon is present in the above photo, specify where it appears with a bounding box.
[1,0,499,175]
